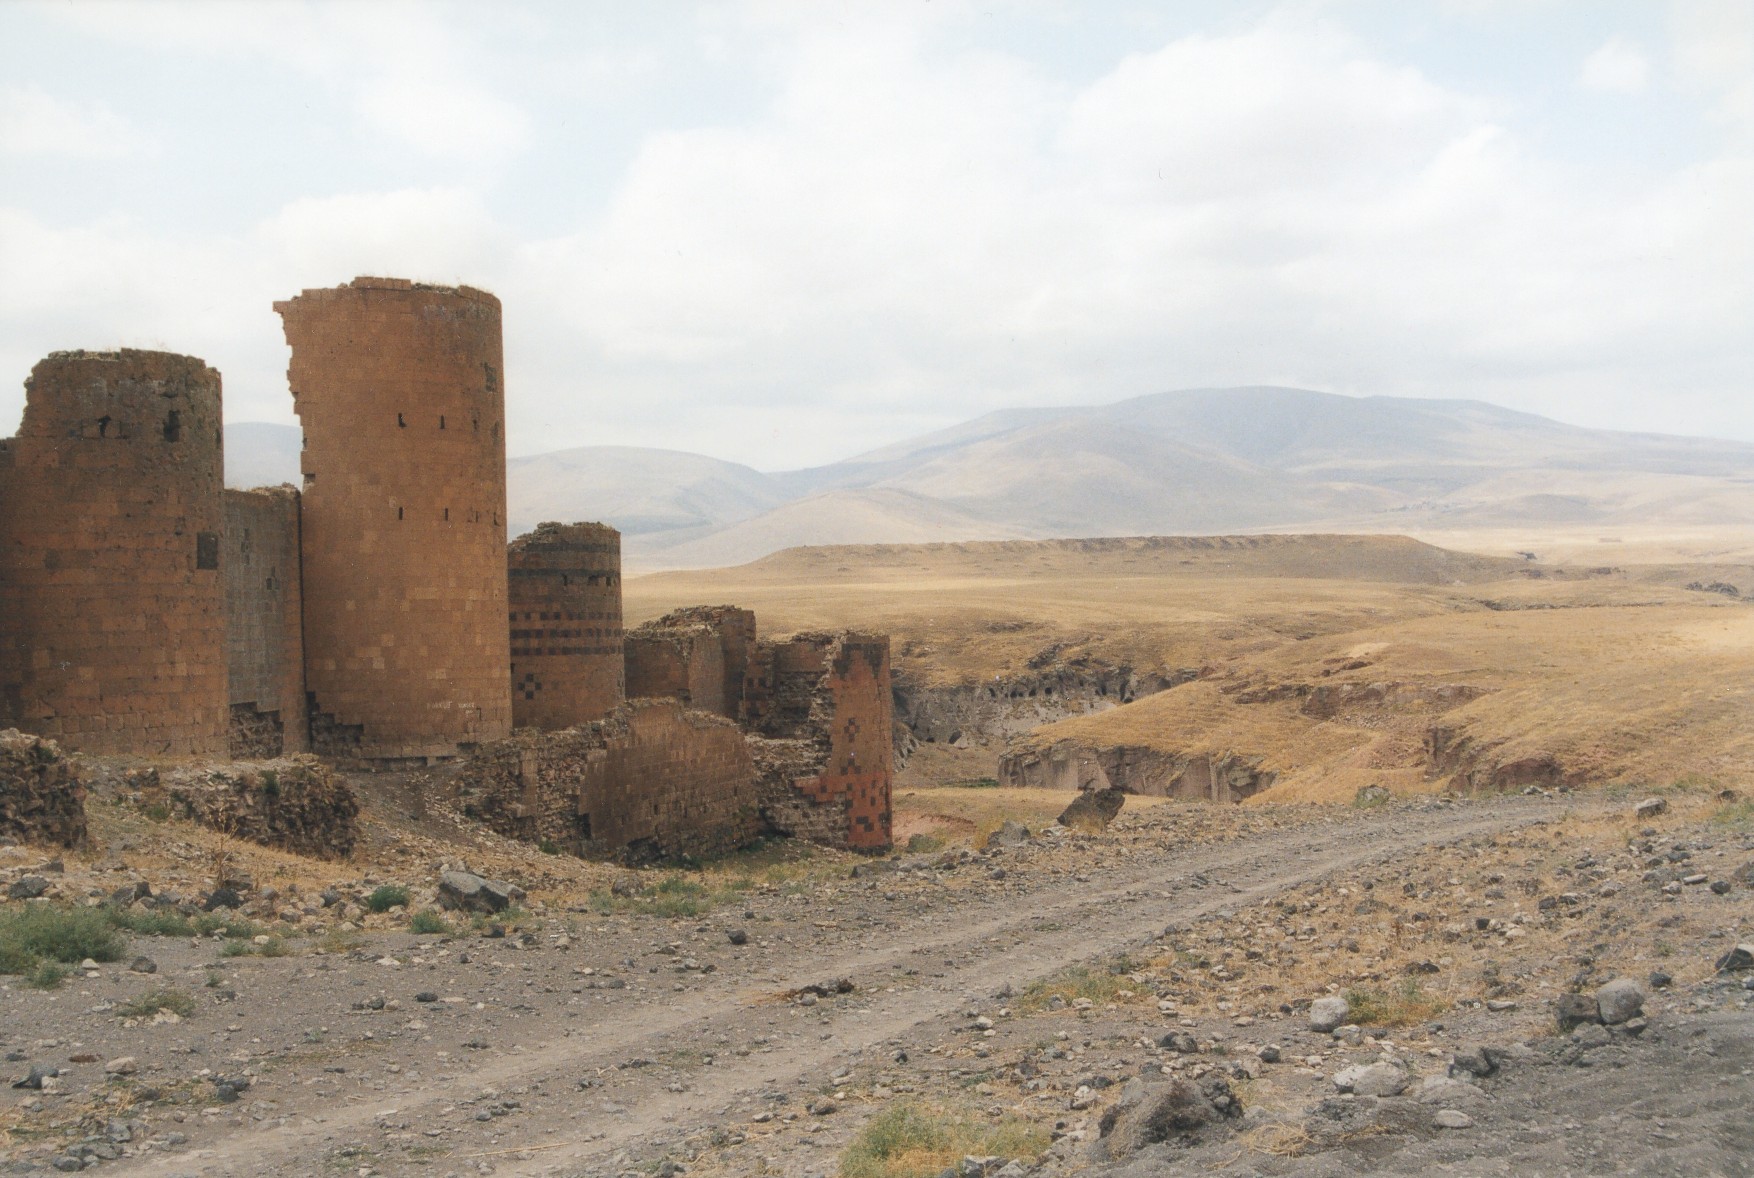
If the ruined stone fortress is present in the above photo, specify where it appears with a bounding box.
[0,277,892,857]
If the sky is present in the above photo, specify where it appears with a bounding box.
[1,1,1751,471]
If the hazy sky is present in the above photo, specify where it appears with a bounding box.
[2,1,1751,469]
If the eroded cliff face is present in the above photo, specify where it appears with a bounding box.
[892,663,1191,767]
[998,742,1275,802]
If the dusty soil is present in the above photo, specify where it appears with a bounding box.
[5,785,1751,1178]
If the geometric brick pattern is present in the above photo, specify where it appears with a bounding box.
[507,521,623,729]
[0,350,228,755]
[275,277,512,760]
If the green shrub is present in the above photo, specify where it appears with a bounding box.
[905,833,945,854]
[409,909,450,935]
[26,960,71,990]
[0,904,127,973]
[117,986,196,1019]
[366,885,411,913]
[1345,978,1448,1027]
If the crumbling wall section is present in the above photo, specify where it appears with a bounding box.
[224,487,306,757]
[0,729,88,849]
[136,756,358,859]
[625,625,728,715]
[277,277,511,760]
[0,350,227,755]
[746,632,894,851]
[508,521,623,728]
[456,699,761,862]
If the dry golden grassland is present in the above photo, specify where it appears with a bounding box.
[627,533,1754,803]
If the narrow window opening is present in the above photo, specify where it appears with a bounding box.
[195,532,220,570]
[443,507,450,521]
[397,412,406,428]
[439,415,446,430]
[97,415,111,437]
[162,410,181,442]
[397,506,404,520]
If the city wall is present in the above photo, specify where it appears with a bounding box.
[278,277,512,760]
[509,521,623,729]
[0,350,228,756]
[223,487,306,757]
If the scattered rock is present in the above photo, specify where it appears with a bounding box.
[1634,797,1667,818]
[726,928,749,946]
[1058,787,1126,831]
[1715,944,1754,973]
[1555,992,1601,1031]
[1308,996,1351,1033]
[1432,1109,1475,1130]
[7,875,50,900]
[437,870,524,914]
[1097,1074,1242,1158]
[128,956,157,974]
[104,1057,137,1076]
[990,820,1031,846]
[1594,977,1645,1025]
[1333,1062,1409,1097]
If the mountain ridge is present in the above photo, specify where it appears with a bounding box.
[224,387,1754,570]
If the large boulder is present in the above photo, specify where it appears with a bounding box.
[437,871,524,914]
[1059,787,1126,831]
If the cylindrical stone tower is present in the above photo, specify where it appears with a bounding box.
[275,277,512,759]
[508,521,624,729]
[0,350,228,755]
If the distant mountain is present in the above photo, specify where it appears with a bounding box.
[224,387,1754,570]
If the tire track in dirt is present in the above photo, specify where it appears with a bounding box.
[125,798,1566,1177]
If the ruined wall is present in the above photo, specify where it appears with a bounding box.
[0,351,227,755]
[131,757,358,859]
[747,633,894,851]
[625,625,728,715]
[508,521,623,729]
[276,277,511,760]
[224,487,306,757]
[455,699,761,862]
[0,729,88,849]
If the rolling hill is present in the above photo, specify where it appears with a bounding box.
[224,387,1754,569]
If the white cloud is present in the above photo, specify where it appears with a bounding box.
[1579,36,1651,94]
[0,85,150,158]
[356,77,531,159]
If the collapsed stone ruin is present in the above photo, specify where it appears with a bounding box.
[0,277,892,859]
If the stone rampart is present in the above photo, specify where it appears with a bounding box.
[0,350,227,755]
[277,278,512,760]
[509,522,623,728]
[136,756,358,859]
[224,487,306,757]
[456,699,761,862]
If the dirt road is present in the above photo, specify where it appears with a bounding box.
[93,797,1572,1178]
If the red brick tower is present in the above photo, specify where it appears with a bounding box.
[0,350,227,754]
[508,521,624,729]
[275,277,512,759]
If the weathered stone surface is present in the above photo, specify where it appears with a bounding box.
[1309,996,1352,1033]
[458,699,762,863]
[1556,992,1602,1031]
[1059,786,1126,830]
[0,730,88,849]
[142,757,357,859]
[1097,1074,1242,1158]
[1334,1061,1410,1097]
[1714,944,1754,972]
[1594,977,1646,1025]
[437,871,523,914]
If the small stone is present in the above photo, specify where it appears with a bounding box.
[1634,797,1667,818]
[415,991,438,1003]
[1258,1045,1281,1064]
[1710,880,1731,895]
[129,956,158,974]
[1308,996,1350,1033]
[1555,993,1601,1031]
[1649,970,1673,989]
[1716,944,1754,972]
[1432,1109,1474,1130]
[1333,1062,1409,1097]
[8,876,49,900]
[726,929,749,946]
[104,1057,138,1076]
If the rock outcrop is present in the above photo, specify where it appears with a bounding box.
[0,729,88,849]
